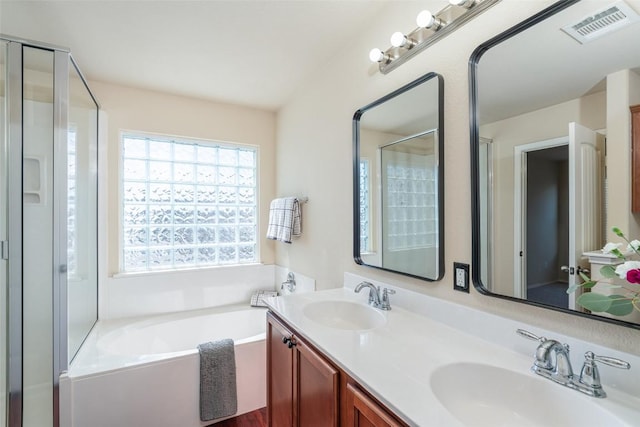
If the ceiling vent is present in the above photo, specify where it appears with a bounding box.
[561,1,640,44]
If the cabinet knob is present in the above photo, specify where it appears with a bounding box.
[282,336,297,348]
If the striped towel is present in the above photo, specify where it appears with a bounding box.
[266,197,302,243]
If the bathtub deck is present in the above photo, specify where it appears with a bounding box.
[208,408,267,427]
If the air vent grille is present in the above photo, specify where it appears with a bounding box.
[561,1,640,44]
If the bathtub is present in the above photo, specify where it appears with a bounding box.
[60,304,268,427]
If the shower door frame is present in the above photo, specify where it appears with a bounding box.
[6,38,24,427]
[3,34,98,427]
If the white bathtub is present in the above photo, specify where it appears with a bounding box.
[60,304,268,427]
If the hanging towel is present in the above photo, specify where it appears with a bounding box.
[198,339,237,421]
[266,197,302,243]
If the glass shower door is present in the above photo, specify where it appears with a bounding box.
[2,36,98,427]
[67,59,98,362]
[22,45,55,427]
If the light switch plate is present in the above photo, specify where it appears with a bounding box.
[453,262,469,293]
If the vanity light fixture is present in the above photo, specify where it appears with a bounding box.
[369,48,391,64]
[390,32,417,48]
[449,0,476,9]
[370,0,501,74]
[416,10,445,30]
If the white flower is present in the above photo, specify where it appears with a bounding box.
[602,242,622,254]
[614,260,640,280]
[627,239,640,252]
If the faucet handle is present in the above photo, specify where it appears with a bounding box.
[585,351,630,370]
[578,351,630,398]
[516,329,547,343]
[380,288,396,310]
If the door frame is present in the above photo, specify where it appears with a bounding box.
[513,136,568,298]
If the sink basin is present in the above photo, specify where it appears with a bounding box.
[430,363,623,427]
[303,300,386,330]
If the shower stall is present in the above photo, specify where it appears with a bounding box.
[1,36,99,427]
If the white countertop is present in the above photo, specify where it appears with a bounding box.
[265,275,640,426]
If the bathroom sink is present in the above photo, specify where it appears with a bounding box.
[303,300,386,330]
[430,362,624,427]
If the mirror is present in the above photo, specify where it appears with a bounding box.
[353,72,444,281]
[470,0,640,328]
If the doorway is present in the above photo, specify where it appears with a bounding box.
[525,145,569,308]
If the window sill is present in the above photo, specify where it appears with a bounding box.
[111,262,265,279]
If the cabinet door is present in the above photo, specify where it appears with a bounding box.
[294,338,339,427]
[267,313,294,427]
[345,383,403,427]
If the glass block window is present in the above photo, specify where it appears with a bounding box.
[359,159,370,252]
[67,129,77,276]
[385,159,437,251]
[121,133,258,272]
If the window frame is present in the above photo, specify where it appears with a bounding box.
[118,130,261,274]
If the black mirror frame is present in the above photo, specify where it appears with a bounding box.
[469,0,640,330]
[353,72,445,282]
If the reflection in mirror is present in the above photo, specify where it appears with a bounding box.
[354,72,444,281]
[471,0,640,328]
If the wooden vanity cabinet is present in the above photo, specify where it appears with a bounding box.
[267,313,295,426]
[344,382,403,427]
[267,312,339,427]
[267,312,407,427]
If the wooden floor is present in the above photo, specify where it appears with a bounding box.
[207,408,267,427]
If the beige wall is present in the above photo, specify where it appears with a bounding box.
[275,0,640,354]
[88,81,277,275]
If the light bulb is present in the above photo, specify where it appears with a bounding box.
[449,0,475,8]
[390,32,405,47]
[390,32,414,48]
[416,10,444,30]
[369,48,385,63]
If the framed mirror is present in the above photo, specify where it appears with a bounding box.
[353,72,444,281]
[470,0,640,329]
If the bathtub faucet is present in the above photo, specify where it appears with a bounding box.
[281,272,296,292]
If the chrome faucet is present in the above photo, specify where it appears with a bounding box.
[281,272,296,292]
[354,281,395,310]
[532,338,574,386]
[517,329,630,398]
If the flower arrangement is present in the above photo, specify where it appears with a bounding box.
[568,227,640,316]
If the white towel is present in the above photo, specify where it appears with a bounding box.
[266,197,302,243]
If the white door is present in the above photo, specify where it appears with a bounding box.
[567,122,603,310]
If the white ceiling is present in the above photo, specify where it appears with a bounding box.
[0,0,389,110]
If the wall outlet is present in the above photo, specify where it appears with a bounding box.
[453,262,469,293]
